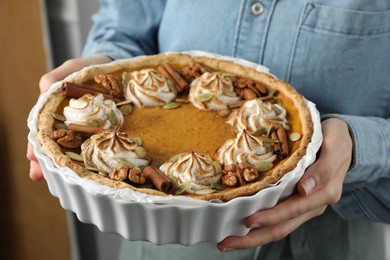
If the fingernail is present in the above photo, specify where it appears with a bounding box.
[249,223,262,229]
[220,247,234,252]
[302,177,316,195]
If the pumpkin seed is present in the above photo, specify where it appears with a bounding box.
[253,127,267,136]
[197,93,214,102]
[170,154,180,163]
[175,181,190,195]
[90,134,102,141]
[194,188,216,195]
[175,98,189,103]
[86,166,102,172]
[204,154,213,163]
[266,125,273,138]
[151,159,164,168]
[54,123,67,130]
[134,137,142,146]
[116,100,132,106]
[52,113,66,122]
[221,87,237,97]
[109,109,118,125]
[163,102,180,109]
[87,118,104,127]
[256,161,274,172]
[220,72,237,78]
[201,65,213,73]
[135,147,147,158]
[220,73,238,82]
[289,132,302,142]
[271,104,282,115]
[168,174,178,188]
[212,182,226,190]
[98,171,108,177]
[282,122,291,131]
[266,116,283,122]
[263,138,280,144]
[119,104,133,116]
[65,151,83,162]
[274,97,282,105]
[115,157,134,167]
[267,89,276,97]
[217,109,231,117]
[122,72,133,83]
[150,69,159,74]
[212,161,222,173]
[167,80,178,95]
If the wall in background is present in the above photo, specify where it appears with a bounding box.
[45,0,99,68]
[0,0,70,259]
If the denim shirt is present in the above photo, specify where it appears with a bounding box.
[83,0,390,223]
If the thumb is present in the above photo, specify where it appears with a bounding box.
[296,152,331,197]
[296,153,333,197]
[298,175,317,196]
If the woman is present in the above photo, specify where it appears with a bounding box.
[28,1,390,259]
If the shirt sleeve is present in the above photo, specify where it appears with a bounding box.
[323,114,390,223]
[82,0,167,60]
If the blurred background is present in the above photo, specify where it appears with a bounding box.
[0,0,389,259]
[1,1,121,259]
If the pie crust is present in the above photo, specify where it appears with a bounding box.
[36,53,313,202]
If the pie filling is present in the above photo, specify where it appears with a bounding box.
[37,53,312,201]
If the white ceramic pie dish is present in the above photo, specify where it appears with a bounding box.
[27,51,322,245]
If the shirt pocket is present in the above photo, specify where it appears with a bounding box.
[287,3,390,117]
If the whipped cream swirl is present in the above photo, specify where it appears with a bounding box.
[189,72,241,110]
[159,152,222,193]
[81,131,149,173]
[215,130,277,167]
[123,69,176,107]
[63,94,123,130]
[228,99,287,133]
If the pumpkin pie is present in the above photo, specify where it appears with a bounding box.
[35,53,313,202]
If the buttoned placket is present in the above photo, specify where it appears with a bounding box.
[232,0,278,64]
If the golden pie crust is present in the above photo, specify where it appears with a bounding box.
[36,53,313,202]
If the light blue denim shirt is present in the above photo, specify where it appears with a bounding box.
[83,0,390,223]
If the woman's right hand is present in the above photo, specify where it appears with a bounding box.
[27,55,113,181]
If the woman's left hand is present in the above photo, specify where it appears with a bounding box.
[217,118,353,251]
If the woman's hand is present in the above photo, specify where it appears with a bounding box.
[27,55,113,181]
[217,118,353,251]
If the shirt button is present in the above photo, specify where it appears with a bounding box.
[251,2,265,16]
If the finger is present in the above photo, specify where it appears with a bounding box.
[27,143,44,181]
[29,160,44,181]
[218,205,326,251]
[26,143,36,161]
[245,192,327,229]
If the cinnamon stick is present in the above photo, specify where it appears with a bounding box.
[274,124,289,158]
[162,63,188,92]
[142,166,175,194]
[271,130,282,156]
[62,81,113,99]
[259,96,276,102]
[228,100,247,109]
[157,64,188,93]
[68,123,105,135]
